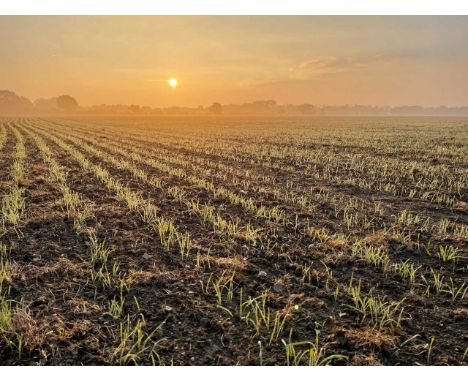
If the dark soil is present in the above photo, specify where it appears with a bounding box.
[0,117,466,366]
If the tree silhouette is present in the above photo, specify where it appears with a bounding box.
[56,95,78,112]
[208,102,222,114]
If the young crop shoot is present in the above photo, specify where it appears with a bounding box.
[282,330,347,366]
[113,314,165,365]
[438,245,461,263]
[346,279,405,329]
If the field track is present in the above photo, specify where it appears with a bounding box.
[0,116,467,365]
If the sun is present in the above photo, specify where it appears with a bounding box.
[168,78,178,88]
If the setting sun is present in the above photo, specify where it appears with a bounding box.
[168,78,178,88]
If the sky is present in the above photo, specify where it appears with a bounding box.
[1,16,467,107]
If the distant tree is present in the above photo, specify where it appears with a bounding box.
[0,90,34,114]
[252,100,277,110]
[56,95,78,112]
[208,102,222,114]
[296,104,316,114]
[34,97,60,113]
[129,104,140,113]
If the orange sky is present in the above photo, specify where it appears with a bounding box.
[1,16,467,107]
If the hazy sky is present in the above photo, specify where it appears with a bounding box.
[1,16,467,107]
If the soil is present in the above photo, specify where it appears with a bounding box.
[0,116,466,365]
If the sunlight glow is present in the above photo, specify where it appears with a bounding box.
[168,78,178,88]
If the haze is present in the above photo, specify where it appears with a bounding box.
[1,16,467,107]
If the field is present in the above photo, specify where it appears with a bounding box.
[0,116,467,365]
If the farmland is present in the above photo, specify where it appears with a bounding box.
[0,115,466,365]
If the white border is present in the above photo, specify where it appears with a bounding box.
[0,0,466,378]
[0,366,465,382]
[0,0,468,15]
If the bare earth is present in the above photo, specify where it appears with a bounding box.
[0,116,466,365]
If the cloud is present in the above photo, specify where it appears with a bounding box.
[289,53,410,80]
